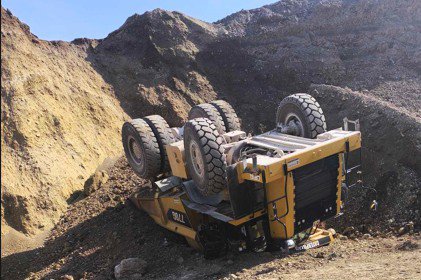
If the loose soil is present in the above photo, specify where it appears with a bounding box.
[1,158,420,280]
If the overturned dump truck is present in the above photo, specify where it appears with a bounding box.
[122,94,362,258]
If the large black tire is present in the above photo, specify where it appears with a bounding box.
[122,119,161,179]
[184,118,227,196]
[188,103,226,135]
[143,115,176,173]
[276,93,327,138]
[210,100,241,132]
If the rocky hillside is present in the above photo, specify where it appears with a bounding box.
[89,9,226,125]
[1,0,420,248]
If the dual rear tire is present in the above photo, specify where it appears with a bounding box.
[188,100,241,135]
[185,100,241,196]
[122,113,229,197]
[122,115,175,180]
[122,100,238,197]
[184,118,227,196]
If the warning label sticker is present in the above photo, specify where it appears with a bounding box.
[287,158,300,168]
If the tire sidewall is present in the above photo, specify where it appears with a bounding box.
[277,102,312,138]
[122,123,147,176]
[143,115,175,173]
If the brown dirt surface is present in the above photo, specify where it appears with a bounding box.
[1,158,420,280]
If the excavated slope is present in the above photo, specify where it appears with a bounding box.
[1,8,127,236]
[1,0,420,248]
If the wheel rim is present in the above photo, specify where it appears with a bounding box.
[189,140,205,177]
[128,136,144,168]
[285,113,305,137]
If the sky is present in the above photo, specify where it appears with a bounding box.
[2,0,277,41]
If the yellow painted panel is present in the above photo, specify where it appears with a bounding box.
[265,174,295,239]
[166,141,188,179]
[228,209,267,226]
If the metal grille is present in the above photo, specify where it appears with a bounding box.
[292,154,339,233]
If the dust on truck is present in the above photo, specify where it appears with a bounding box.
[122,94,362,257]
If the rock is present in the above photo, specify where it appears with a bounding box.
[396,240,419,251]
[342,226,355,236]
[315,252,325,258]
[206,264,223,276]
[398,227,407,235]
[162,238,169,247]
[227,259,234,265]
[84,170,109,195]
[176,256,184,264]
[339,235,348,241]
[114,258,147,280]
[327,252,337,260]
[60,275,74,280]
[362,233,372,239]
[405,221,414,232]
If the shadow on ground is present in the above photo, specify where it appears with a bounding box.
[1,199,281,280]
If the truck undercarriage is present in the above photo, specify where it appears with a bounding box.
[122,94,362,257]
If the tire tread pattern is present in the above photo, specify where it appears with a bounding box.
[184,118,227,196]
[123,119,161,179]
[188,103,226,135]
[277,93,327,138]
[143,115,176,173]
[210,100,241,132]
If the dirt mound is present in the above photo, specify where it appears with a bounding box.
[210,0,420,97]
[89,9,224,126]
[308,84,420,231]
[1,8,127,237]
